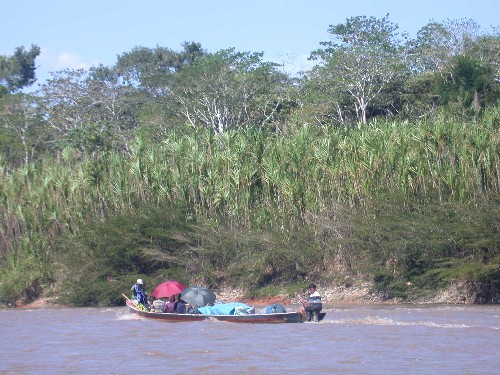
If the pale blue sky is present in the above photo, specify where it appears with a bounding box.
[1,0,499,86]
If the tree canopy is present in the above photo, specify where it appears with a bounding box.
[0,45,41,95]
[307,15,408,123]
[0,17,498,165]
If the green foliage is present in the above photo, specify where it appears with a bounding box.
[0,251,49,306]
[0,93,49,167]
[1,87,500,306]
[219,226,323,290]
[1,19,500,306]
[308,14,409,123]
[352,194,500,301]
[50,201,324,305]
[438,55,499,111]
[0,127,23,165]
[171,48,286,132]
[0,45,41,94]
[358,195,499,262]
[39,69,141,154]
[115,42,205,90]
[373,272,411,300]
[401,19,499,120]
[426,258,499,284]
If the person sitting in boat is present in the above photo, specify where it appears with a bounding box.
[173,294,187,314]
[152,298,166,313]
[131,278,148,307]
[163,295,176,313]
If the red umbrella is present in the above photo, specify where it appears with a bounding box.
[151,280,186,299]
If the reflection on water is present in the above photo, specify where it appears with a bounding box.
[0,304,498,374]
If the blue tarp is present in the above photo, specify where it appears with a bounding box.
[197,302,254,315]
[259,304,287,314]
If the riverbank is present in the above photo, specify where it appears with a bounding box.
[12,279,498,309]
[217,280,500,306]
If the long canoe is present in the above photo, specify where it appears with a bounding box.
[123,295,323,323]
[125,298,207,322]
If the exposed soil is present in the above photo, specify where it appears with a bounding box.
[213,280,500,306]
[214,283,383,307]
[13,279,498,309]
[15,297,53,309]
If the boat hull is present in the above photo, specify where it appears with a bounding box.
[125,299,314,323]
[126,300,207,322]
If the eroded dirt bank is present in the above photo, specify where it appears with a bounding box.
[219,282,498,307]
[13,280,498,309]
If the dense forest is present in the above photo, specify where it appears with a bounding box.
[0,16,499,306]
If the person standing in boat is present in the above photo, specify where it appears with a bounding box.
[303,283,322,322]
[131,278,148,307]
[301,283,321,302]
[308,283,321,299]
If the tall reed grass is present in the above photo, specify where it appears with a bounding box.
[0,108,499,290]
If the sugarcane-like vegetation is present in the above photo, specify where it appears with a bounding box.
[1,108,499,305]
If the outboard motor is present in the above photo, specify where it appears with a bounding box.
[304,296,322,322]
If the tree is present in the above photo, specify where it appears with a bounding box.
[169,48,290,133]
[307,15,408,124]
[472,34,500,84]
[113,42,208,134]
[0,45,41,95]
[39,68,139,154]
[408,18,483,75]
[115,42,205,95]
[441,55,498,113]
[405,19,499,114]
[0,93,47,166]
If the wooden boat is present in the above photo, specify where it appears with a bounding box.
[125,298,207,322]
[123,295,324,323]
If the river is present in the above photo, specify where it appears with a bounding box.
[0,304,498,374]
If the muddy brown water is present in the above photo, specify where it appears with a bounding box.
[0,304,498,374]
